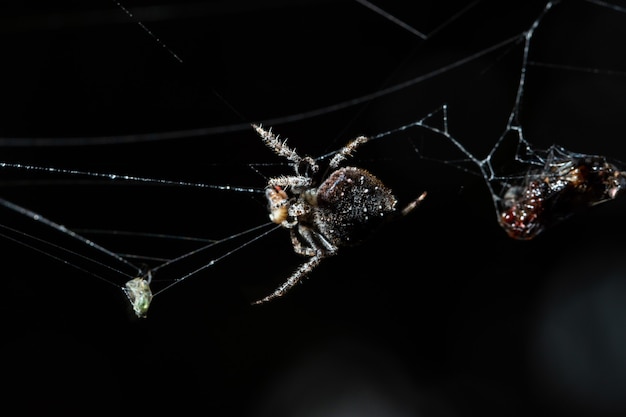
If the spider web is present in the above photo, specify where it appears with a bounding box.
[1,1,626,415]
[0,0,624,313]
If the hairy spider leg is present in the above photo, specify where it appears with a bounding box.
[256,181,339,303]
[251,253,325,305]
[253,123,318,175]
[329,136,369,168]
[291,224,338,257]
[254,224,337,304]
[268,175,313,190]
[400,191,428,216]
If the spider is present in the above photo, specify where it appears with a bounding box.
[251,124,427,305]
[498,145,626,240]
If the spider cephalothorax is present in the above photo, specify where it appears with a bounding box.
[252,124,426,304]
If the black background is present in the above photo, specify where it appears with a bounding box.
[3,1,626,416]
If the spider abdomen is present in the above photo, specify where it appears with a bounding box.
[314,166,397,245]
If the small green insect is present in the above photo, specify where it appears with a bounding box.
[124,273,153,318]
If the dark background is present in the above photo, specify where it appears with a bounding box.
[2,1,626,416]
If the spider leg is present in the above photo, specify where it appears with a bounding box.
[254,124,321,176]
[268,175,313,189]
[291,229,316,257]
[251,251,325,305]
[329,135,369,168]
[253,226,337,305]
[400,191,428,216]
[291,225,337,257]
[253,124,303,165]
